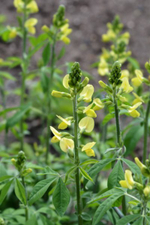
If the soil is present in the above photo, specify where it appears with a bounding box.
[0,0,150,151]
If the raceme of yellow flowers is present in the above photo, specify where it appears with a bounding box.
[50,63,104,158]
[120,157,150,198]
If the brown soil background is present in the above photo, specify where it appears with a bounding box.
[0,0,150,149]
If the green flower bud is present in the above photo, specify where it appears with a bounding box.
[109,61,122,86]
[145,61,150,74]
[0,217,5,225]
[68,62,82,88]
[53,5,67,28]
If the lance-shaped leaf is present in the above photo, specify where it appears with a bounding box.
[15,178,26,205]
[116,214,141,225]
[53,178,70,216]
[29,177,57,205]
[0,179,14,204]
[108,160,124,189]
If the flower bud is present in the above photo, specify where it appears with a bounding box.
[0,217,5,225]
[21,168,32,176]
[42,25,49,33]
[51,90,71,99]
[135,157,150,177]
[143,186,150,197]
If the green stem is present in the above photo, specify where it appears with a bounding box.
[113,87,127,215]
[113,88,121,145]
[45,35,57,164]
[21,176,28,221]
[73,90,82,225]
[143,97,150,164]
[143,202,147,225]
[20,0,27,151]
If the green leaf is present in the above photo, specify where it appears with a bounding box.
[0,175,13,182]
[146,216,150,223]
[116,214,141,225]
[127,57,140,69]
[29,177,56,205]
[6,103,31,130]
[124,125,144,156]
[65,166,77,183]
[0,179,14,204]
[15,178,26,205]
[88,188,124,204]
[121,158,141,174]
[42,43,51,66]
[25,215,37,225]
[0,107,19,116]
[132,217,143,225]
[80,159,99,166]
[0,71,16,80]
[53,178,70,216]
[108,161,124,189]
[57,46,66,60]
[92,189,124,225]
[102,113,115,125]
[88,158,115,179]
[0,162,7,177]
[80,167,93,182]
[37,166,59,176]
[28,40,47,58]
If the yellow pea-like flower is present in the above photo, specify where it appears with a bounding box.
[120,170,134,190]
[128,102,142,117]
[93,98,104,110]
[60,138,74,153]
[7,26,17,39]
[42,25,50,33]
[98,57,109,76]
[83,104,97,118]
[27,1,39,13]
[79,84,94,103]
[50,126,61,143]
[79,117,94,133]
[60,23,72,45]
[131,70,143,87]
[82,142,96,157]
[132,92,144,105]
[63,74,70,89]
[25,18,38,34]
[120,70,133,93]
[14,0,24,12]
[56,115,71,130]
[102,30,116,42]
[51,90,71,98]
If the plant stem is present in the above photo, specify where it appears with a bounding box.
[20,0,27,151]
[45,35,56,164]
[143,97,150,164]
[21,176,29,221]
[113,88,121,145]
[73,90,82,225]
[113,87,127,215]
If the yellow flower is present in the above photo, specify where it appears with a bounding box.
[27,1,38,13]
[83,104,97,118]
[63,74,70,89]
[50,126,61,143]
[132,70,143,87]
[25,18,38,34]
[128,102,142,117]
[79,84,94,102]
[14,0,38,13]
[79,117,94,133]
[120,170,134,190]
[120,70,133,93]
[82,142,96,157]
[132,92,144,105]
[134,157,150,177]
[98,57,109,76]
[102,29,116,42]
[60,138,74,153]
[56,115,71,130]
[14,0,24,12]
[93,98,104,110]
[60,24,72,45]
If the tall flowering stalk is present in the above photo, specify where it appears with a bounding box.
[13,0,39,150]
[41,5,72,163]
[50,62,102,224]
